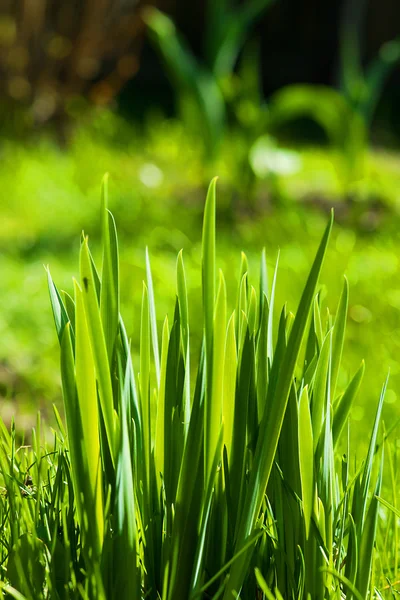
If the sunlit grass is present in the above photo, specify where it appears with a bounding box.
[0,178,395,598]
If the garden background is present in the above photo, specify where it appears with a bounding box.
[1,0,400,448]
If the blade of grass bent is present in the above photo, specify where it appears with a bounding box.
[62,290,76,333]
[332,360,364,448]
[46,268,71,343]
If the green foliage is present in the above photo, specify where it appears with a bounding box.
[0,180,394,598]
[339,0,400,125]
[2,114,400,445]
[143,0,274,154]
[264,84,367,189]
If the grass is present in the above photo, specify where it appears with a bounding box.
[3,111,400,439]
[0,177,396,598]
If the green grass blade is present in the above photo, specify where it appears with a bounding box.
[191,425,224,593]
[311,330,332,452]
[59,323,85,536]
[140,281,151,489]
[165,349,205,600]
[236,253,248,341]
[223,312,237,460]
[202,178,217,362]
[259,248,268,308]
[267,251,279,362]
[332,360,364,448]
[46,268,71,343]
[360,374,388,520]
[357,448,384,599]
[313,295,323,351]
[113,356,140,598]
[177,250,191,431]
[80,238,116,466]
[298,385,314,539]
[375,495,400,519]
[248,285,258,336]
[61,290,76,333]
[320,567,364,600]
[207,270,226,477]
[155,316,169,492]
[254,568,275,600]
[146,247,161,388]
[74,279,104,555]
[177,249,189,353]
[256,294,269,423]
[202,177,217,478]
[100,175,120,364]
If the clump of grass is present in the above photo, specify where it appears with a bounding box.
[0,177,393,598]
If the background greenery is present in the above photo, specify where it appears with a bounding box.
[1,109,400,451]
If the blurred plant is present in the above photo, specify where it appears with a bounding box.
[0,0,161,137]
[339,0,400,128]
[258,85,367,193]
[247,0,400,200]
[143,0,275,155]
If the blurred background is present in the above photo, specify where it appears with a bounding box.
[1,0,400,444]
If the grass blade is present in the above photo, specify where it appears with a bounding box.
[298,385,314,539]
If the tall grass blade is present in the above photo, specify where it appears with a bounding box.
[100,175,120,365]
[80,239,116,465]
[203,177,217,479]
[298,385,313,539]
[146,247,161,387]
[74,279,104,555]
[332,360,364,448]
